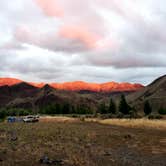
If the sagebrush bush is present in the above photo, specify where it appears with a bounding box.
[148,115,163,120]
[158,108,166,115]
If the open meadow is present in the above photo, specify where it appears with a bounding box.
[0,117,166,166]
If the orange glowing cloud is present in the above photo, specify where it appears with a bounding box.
[59,25,100,49]
[35,0,64,17]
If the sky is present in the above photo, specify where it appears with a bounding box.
[0,0,166,85]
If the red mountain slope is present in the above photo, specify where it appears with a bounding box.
[0,78,22,86]
[0,78,144,92]
[50,81,143,92]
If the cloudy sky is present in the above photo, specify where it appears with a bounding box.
[0,0,166,85]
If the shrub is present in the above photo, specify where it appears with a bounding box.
[158,108,166,115]
[148,115,163,119]
[128,108,140,119]
[100,113,114,119]
[116,112,124,119]
[71,114,80,118]
[80,116,85,122]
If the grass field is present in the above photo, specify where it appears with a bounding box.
[0,117,166,166]
[94,118,166,130]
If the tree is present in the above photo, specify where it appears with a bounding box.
[108,98,116,114]
[70,105,76,114]
[62,102,70,114]
[118,95,131,114]
[75,104,91,114]
[158,108,166,115]
[55,103,62,114]
[0,109,6,120]
[99,102,107,114]
[41,104,57,115]
[144,100,152,115]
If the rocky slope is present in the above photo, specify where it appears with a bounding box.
[127,75,166,112]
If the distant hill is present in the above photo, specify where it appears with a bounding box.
[0,82,98,111]
[0,78,22,86]
[0,75,165,114]
[0,78,144,93]
[127,75,166,112]
[0,78,144,112]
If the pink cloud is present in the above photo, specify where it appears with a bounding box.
[14,25,31,42]
[58,25,101,49]
[35,0,64,17]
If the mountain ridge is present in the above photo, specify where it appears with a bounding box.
[0,78,144,93]
[127,75,166,112]
[0,75,165,113]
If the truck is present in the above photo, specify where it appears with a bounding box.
[23,115,39,123]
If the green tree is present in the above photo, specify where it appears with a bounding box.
[99,102,107,114]
[0,109,6,120]
[108,98,116,114]
[118,95,131,114]
[70,105,76,114]
[62,102,70,114]
[42,104,57,115]
[55,103,62,114]
[76,104,87,114]
[144,100,152,115]
[0,108,31,118]
[158,108,166,115]
[7,108,31,116]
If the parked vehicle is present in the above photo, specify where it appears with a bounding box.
[23,116,39,123]
[7,117,23,123]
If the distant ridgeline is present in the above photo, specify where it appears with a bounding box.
[0,75,166,119]
[0,78,143,92]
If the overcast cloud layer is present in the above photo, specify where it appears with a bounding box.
[0,0,166,85]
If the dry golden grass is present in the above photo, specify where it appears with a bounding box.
[40,116,166,130]
[97,119,166,130]
[39,116,78,123]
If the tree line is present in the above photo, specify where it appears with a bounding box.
[99,95,166,116]
[39,103,92,115]
[0,108,32,120]
[99,95,132,115]
[0,103,94,120]
[0,95,166,120]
